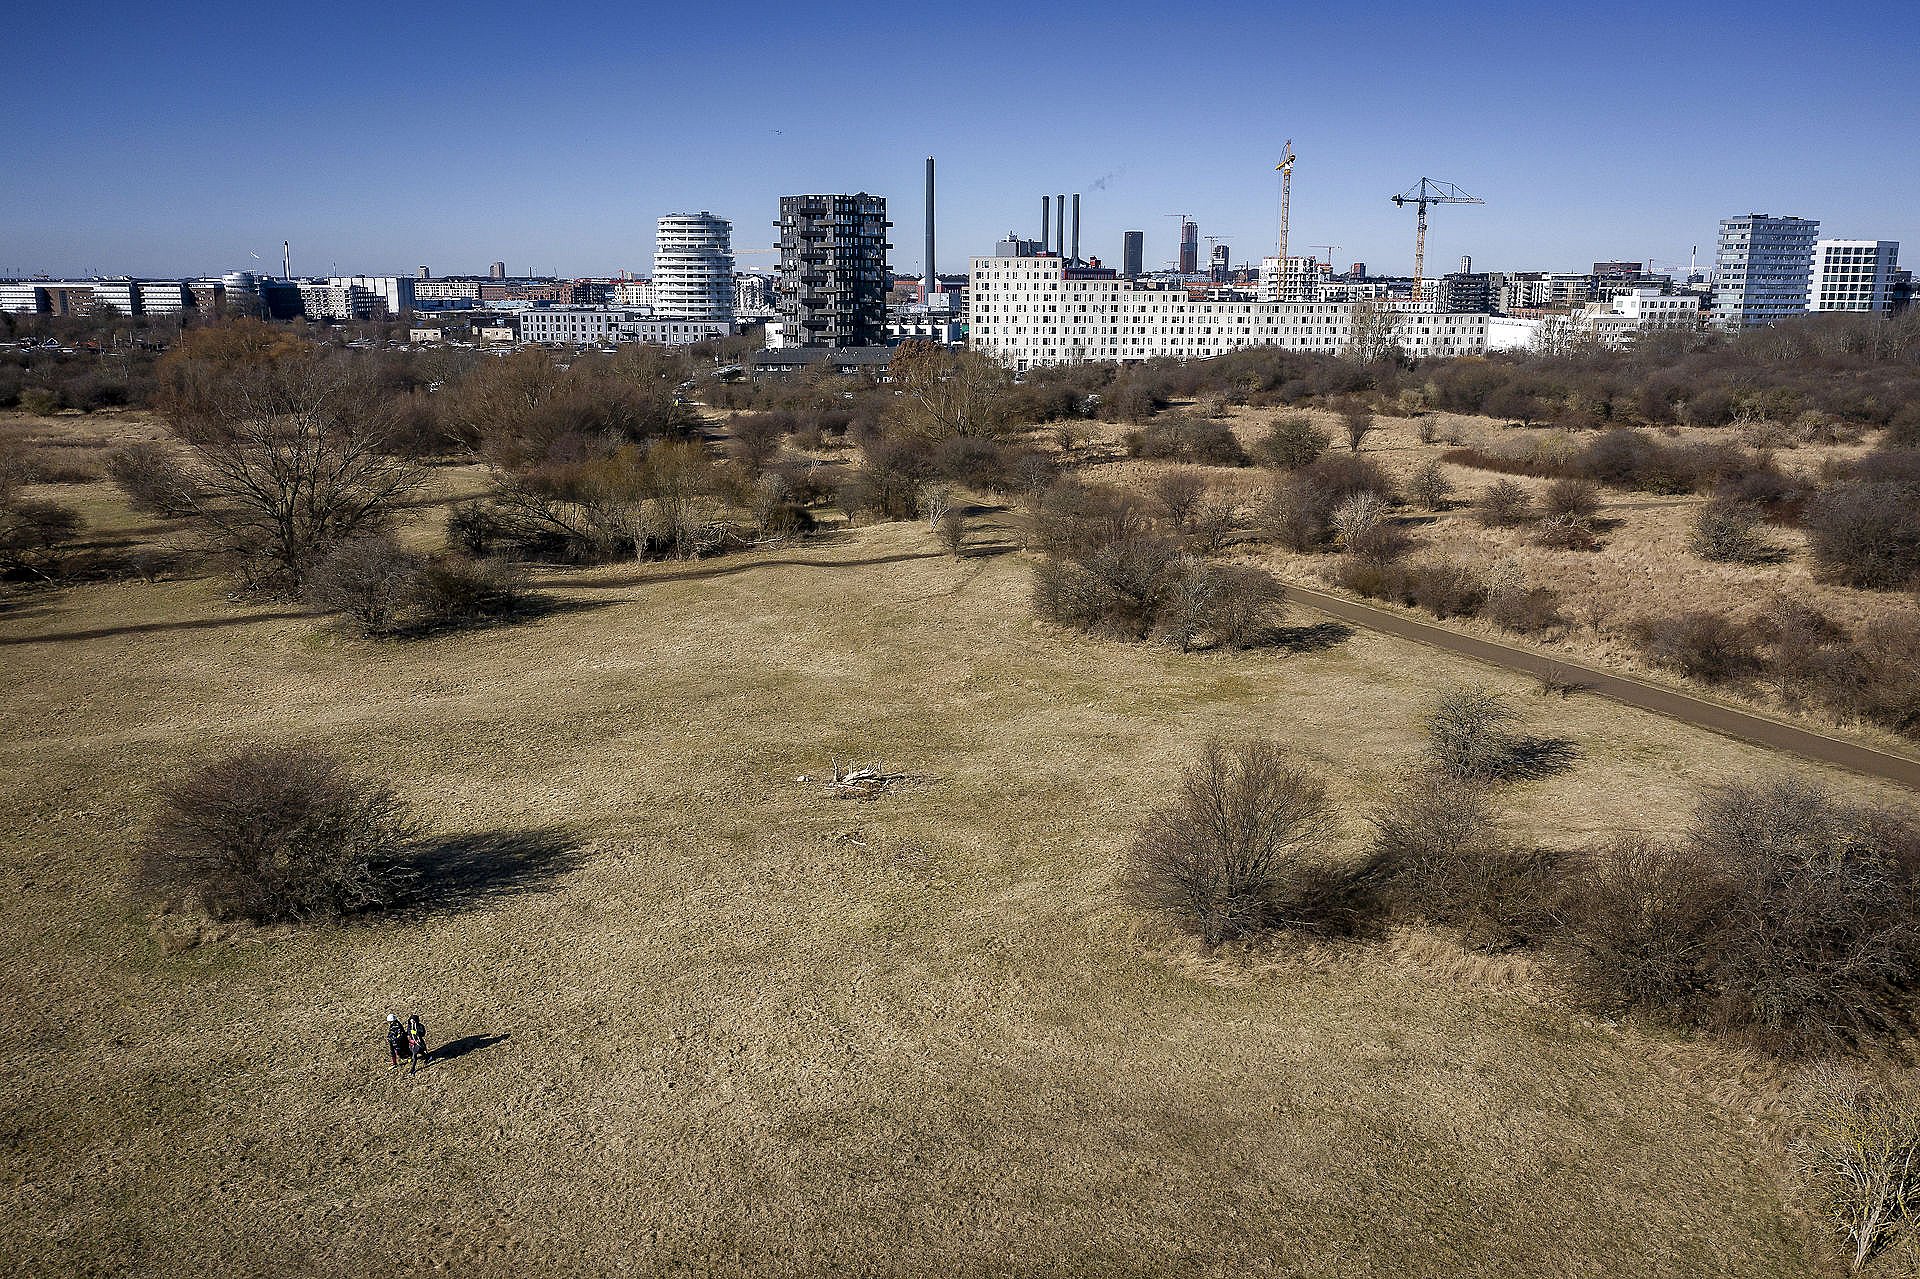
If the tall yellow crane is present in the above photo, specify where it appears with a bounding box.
[1390,178,1483,305]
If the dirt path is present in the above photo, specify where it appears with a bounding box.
[1283,584,1920,792]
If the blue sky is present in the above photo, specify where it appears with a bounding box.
[4,0,1915,280]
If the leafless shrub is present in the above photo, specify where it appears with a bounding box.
[1689,498,1771,563]
[1256,476,1333,551]
[1540,477,1600,522]
[1485,561,1563,635]
[1408,459,1452,511]
[1804,481,1920,590]
[105,441,197,516]
[1793,1064,1920,1271]
[1370,771,1563,949]
[1425,686,1522,780]
[1185,499,1238,555]
[1127,739,1337,945]
[1533,512,1597,551]
[1156,558,1285,651]
[411,553,531,629]
[936,509,966,557]
[135,745,422,925]
[1631,610,1764,684]
[303,535,423,635]
[1332,492,1408,562]
[0,497,84,578]
[1558,779,1920,1053]
[1252,413,1329,470]
[1475,479,1535,528]
[1150,468,1208,530]
[1340,401,1375,453]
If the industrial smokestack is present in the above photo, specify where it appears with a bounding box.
[283,240,291,279]
[923,157,936,299]
[1055,195,1065,262]
[1041,196,1051,252]
[1071,194,1080,266]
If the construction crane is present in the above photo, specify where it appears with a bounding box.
[1390,178,1483,304]
[1274,140,1297,262]
[1307,244,1340,268]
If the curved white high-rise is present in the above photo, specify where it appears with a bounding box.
[654,213,735,324]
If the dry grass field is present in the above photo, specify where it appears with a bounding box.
[6,433,1920,1277]
[1084,404,1920,755]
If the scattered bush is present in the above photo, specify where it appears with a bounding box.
[303,535,422,635]
[1425,686,1522,780]
[1804,481,1920,590]
[0,497,84,577]
[1475,479,1535,528]
[135,745,422,925]
[1540,477,1600,522]
[1408,459,1452,511]
[1125,413,1250,466]
[1792,1064,1920,1270]
[1631,610,1763,684]
[1557,778,1920,1052]
[1689,498,1771,563]
[1150,469,1208,530]
[1370,771,1563,950]
[106,441,197,516]
[1339,402,1374,453]
[1253,413,1330,470]
[1155,558,1286,651]
[1532,512,1597,551]
[1127,738,1340,945]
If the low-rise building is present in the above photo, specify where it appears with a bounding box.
[515,307,733,347]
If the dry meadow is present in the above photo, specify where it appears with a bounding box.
[4,429,1918,1276]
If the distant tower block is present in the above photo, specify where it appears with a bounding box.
[1179,220,1199,274]
[655,212,736,323]
[1122,230,1144,279]
[488,261,507,279]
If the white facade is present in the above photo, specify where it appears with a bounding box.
[967,256,1489,369]
[733,273,777,320]
[517,307,732,347]
[326,275,415,316]
[414,279,482,303]
[1259,255,1327,302]
[1713,214,1818,329]
[299,282,382,320]
[653,213,734,323]
[1809,240,1899,312]
[1571,288,1700,347]
[611,279,656,308]
[1485,315,1544,351]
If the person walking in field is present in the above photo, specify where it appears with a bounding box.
[406,1012,428,1074]
[386,1013,406,1069]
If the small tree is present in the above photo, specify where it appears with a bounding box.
[1689,497,1770,564]
[1253,413,1330,470]
[1151,468,1208,531]
[303,535,423,635]
[136,745,421,924]
[1128,739,1335,944]
[1476,479,1535,528]
[1408,459,1452,511]
[1425,686,1522,780]
[0,498,83,577]
[105,441,197,516]
[1794,1065,1920,1272]
[1340,402,1376,454]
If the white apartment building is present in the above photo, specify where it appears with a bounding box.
[1571,288,1700,347]
[299,282,382,320]
[1258,255,1328,302]
[653,214,734,323]
[516,307,732,347]
[611,279,656,308]
[968,255,1489,370]
[326,275,415,316]
[1809,240,1899,312]
[413,279,482,303]
[1713,214,1818,329]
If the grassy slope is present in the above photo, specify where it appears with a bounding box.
[4,481,1906,1277]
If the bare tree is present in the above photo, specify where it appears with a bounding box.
[1425,686,1521,780]
[1344,299,1403,363]
[1408,459,1453,511]
[1128,738,1336,944]
[885,341,1013,441]
[1794,1064,1920,1271]
[169,365,424,595]
[1340,402,1375,454]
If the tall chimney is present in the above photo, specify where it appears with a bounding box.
[1056,195,1065,262]
[1041,196,1051,252]
[923,156,936,299]
[1071,194,1081,266]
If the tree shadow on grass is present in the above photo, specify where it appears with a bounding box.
[1499,735,1583,780]
[404,827,586,915]
[1269,621,1356,654]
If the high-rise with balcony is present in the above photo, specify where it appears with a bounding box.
[776,193,892,348]
[654,213,736,324]
[1808,239,1900,313]
[1711,214,1817,329]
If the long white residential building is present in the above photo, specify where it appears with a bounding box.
[967,255,1490,369]
[516,307,732,347]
